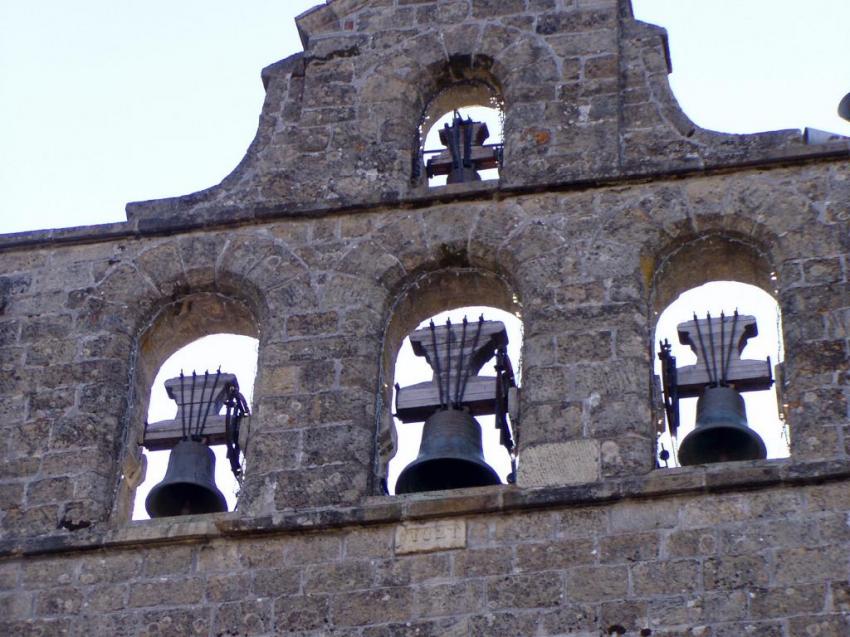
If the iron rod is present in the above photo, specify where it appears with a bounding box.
[198,369,221,439]
[446,318,453,408]
[459,315,484,403]
[429,320,445,408]
[719,311,726,385]
[179,370,187,440]
[707,311,718,386]
[453,317,468,406]
[693,313,715,385]
[195,371,209,438]
[722,310,739,383]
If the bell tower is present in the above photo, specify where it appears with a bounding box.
[1,1,850,635]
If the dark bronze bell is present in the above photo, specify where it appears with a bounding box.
[395,409,501,494]
[145,440,227,517]
[839,92,850,121]
[677,386,767,466]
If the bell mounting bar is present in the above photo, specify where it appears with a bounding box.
[395,317,511,423]
[143,372,242,451]
[658,311,773,437]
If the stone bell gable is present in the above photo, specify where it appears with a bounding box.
[1,0,850,635]
[127,0,831,228]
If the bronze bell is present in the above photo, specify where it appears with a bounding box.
[677,386,767,466]
[839,92,850,121]
[395,408,501,494]
[145,440,227,517]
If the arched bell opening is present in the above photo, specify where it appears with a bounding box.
[131,333,259,520]
[378,269,523,495]
[415,69,504,187]
[650,235,789,468]
[117,292,260,521]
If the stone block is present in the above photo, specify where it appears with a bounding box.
[610,500,677,532]
[21,558,76,587]
[773,545,848,585]
[34,586,84,616]
[213,599,273,636]
[128,577,205,608]
[468,611,539,637]
[142,546,197,577]
[712,621,785,637]
[362,618,469,637]
[492,510,557,543]
[663,528,718,558]
[787,615,849,637]
[565,565,628,601]
[599,531,659,563]
[517,440,599,487]
[138,607,210,637]
[486,572,563,609]
[395,519,466,555]
[252,567,301,598]
[0,591,33,621]
[206,573,253,602]
[514,537,596,572]
[453,547,513,578]
[374,553,452,587]
[82,584,128,613]
[304,560,374,594]
[79,553,142,585]
[749,584,825,619]
[555,507,608,539]
[632,559,701,596]
[680,494,749,529]
[703,554,770,590]
[331,587,413,626]
[414,580,485,618]
[718,518,815,555]
[274,594,329,633]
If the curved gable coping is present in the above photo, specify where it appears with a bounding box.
[295,0,371,49]
[0,143,847,253]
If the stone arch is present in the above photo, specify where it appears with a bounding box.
[359,22,558,186]
[413,55,506,186]
[374,267,522,487]
[112,268,265,520]
[648,232,789,467]
[650,232,777,314]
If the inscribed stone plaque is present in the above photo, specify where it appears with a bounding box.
[517,440,599,487]
[395,519,466,555]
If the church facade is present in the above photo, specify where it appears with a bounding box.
[1,1,849,634]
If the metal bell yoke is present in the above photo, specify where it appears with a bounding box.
[394,316,517,493]
[659,311,771,466]
[143,370,248,517]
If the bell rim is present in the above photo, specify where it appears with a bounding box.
[145,480,228,517]
[394,455,501,494]
[677,421,767,466]
[144,440,228,517]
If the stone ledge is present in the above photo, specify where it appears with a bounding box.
[2,457,850,559]
[0,143,847,252]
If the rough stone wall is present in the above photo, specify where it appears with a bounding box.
[2,477,850,635]
[3,162,849,533]
[124,0,819,226]
[1,0,850,635]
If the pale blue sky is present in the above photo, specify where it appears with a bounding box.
[1,0,849,234]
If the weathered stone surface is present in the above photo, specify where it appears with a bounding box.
[518,439,600,487]
[395,519,466,555]
[2,1,850,634]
